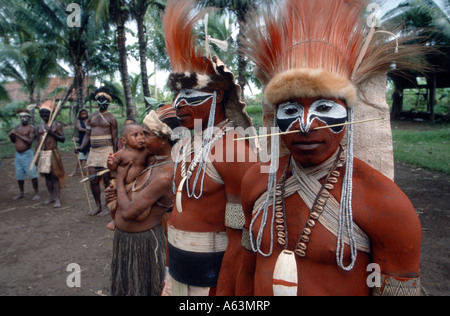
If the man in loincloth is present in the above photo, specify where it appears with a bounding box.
[77,87,118,216]
[37,101,66,208]
[161,0,258,296]
[8,109,40,201]
[237,0,426,296]
[106,105,181,296]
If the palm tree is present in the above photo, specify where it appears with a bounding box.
[91,0,138,120]
[201,0,271,97]
[0,26,64,104]
[129,0,165,107]
[145,0,171,72]
[13,0,100,113]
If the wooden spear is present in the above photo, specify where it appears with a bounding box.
[72,137,93,214]
[29,90,67,170]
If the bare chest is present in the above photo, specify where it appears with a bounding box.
[251,193,348,265]
[90,113,112,129]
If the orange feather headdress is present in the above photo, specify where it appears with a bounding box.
[242,0,427,113]
[39,100,55,112]
[242,0,429,267]
[163,0,253,130]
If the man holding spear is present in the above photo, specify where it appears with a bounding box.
[35,100,66,208]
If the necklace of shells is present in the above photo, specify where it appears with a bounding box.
[175,121,230,213]
[272,147,346,295]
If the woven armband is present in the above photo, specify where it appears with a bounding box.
[225,203,245,230]
[241,227,255,253]
[372,274,421,296]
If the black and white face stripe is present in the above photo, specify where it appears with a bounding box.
[276,99,348,134]
[173,89,215,109]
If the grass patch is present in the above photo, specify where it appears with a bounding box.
[245,105,263,129]
[392,128,450,175]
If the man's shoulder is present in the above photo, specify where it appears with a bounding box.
[103,111,117,119]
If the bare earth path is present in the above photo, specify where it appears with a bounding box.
[0,153,448,296]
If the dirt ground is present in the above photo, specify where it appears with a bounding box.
[0,150,448,296]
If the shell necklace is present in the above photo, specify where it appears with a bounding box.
[272,147,345,296]
[276,147,346,256]
[175,121,230,213]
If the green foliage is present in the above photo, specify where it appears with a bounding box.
[0,100,29,139]
[392,126,450,174]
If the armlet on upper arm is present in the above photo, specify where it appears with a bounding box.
[372,274,421,296]
[225,203,245,230]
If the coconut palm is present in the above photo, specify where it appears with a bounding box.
[201,0,273,97]
[0,26,65,104]
[91,0,139,120]
[129,0,165,107]
[12,0,102,113]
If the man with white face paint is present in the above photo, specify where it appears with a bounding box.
[161,0,257,296]
[77,87,119,216]
[9,109,40,201]
[237,0,425,296]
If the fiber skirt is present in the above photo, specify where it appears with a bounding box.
[111,226,166,296]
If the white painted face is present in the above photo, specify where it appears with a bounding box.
[276,99,348,133]
[173,89,215,109]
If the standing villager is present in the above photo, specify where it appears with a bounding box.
[161,0,258,296]
[8,109,40,201]
[108,105,180,296]
[37,100,66,208]
[238,0,426,296]
[77,87,118,216]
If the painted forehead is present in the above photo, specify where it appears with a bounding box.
[276,99,348,133]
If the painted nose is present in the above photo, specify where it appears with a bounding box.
[291,118,310,134]
[174,97,188,109]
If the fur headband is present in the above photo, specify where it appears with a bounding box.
[264,68,357,112]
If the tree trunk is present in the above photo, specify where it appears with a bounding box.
[73,58,85,116]
[29,80,35,105]
[391,79,404,121]
[428,74,436,122]
[237,18,247,99]
[29,81,36,126]
[136,14,151,108]
[117,16,138,120]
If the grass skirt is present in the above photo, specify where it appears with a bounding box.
[111,225,166,296]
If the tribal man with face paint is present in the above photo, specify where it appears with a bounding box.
[161,0,258,296]
[37,101,66,208]
[237,0,425,296]
[9,109,40,201]
[77,87,118,216]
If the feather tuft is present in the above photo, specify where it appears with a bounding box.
[163,0,214,76]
